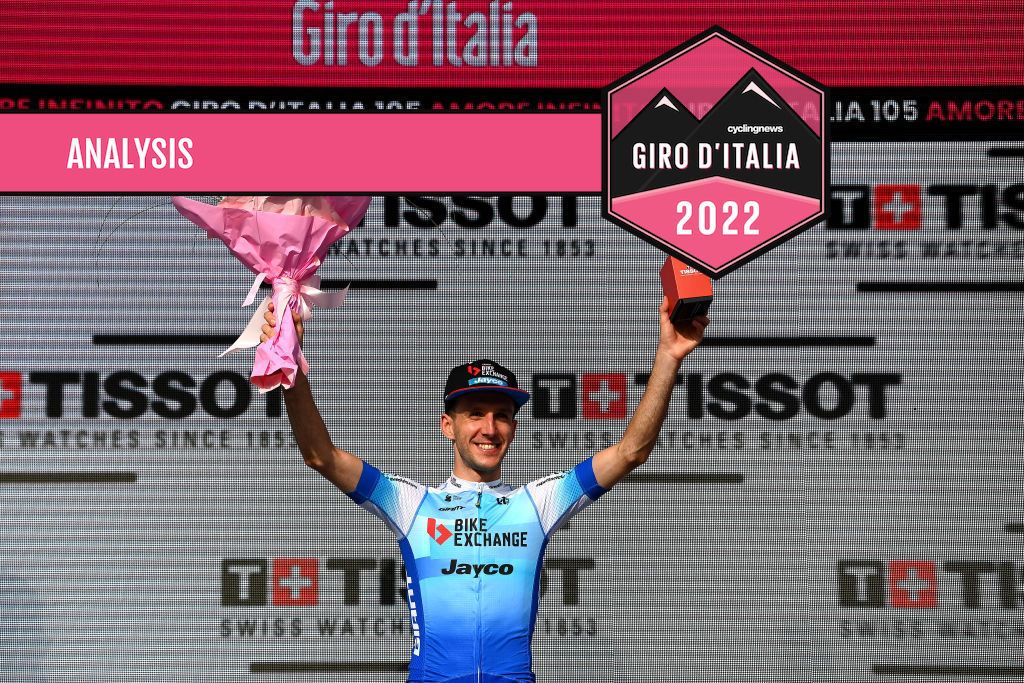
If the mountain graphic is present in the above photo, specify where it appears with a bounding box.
[611,71,822,199]
[689,68,821,197]
[610,88,699,197]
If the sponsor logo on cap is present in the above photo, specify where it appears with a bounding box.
[468,377,509,387]
[479,364,509,381]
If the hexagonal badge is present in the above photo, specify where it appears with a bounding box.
[603,27,828,278]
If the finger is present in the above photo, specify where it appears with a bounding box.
[263,309,274,324]
[267,300,275,312]
[659,296,670,313]
[292,309,302,323]
[261,323,272,338]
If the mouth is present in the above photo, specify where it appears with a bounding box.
[473,442,500,453]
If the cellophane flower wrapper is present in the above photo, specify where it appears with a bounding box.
[172,195,371,392]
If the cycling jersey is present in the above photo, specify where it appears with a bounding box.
[346,458,608,683]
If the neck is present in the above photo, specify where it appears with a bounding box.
[451,460,502,483]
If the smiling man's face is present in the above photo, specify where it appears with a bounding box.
[440,392,518,481]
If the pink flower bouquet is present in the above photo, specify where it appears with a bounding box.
[172,195,371,392]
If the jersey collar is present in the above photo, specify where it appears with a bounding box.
[443,474,512,493]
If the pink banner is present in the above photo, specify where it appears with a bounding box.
[0,114,601,192]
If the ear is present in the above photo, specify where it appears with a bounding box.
[439,412,455,441]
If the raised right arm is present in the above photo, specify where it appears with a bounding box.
[283,372,364,493]
[263,302,364,494]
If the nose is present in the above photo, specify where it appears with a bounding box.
[480,413,498,435]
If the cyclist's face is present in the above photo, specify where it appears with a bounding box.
[441,393,518,476]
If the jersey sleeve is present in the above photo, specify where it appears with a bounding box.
[344,461,427,539]
[525,456,609,537]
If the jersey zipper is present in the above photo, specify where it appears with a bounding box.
[476,482,483,683]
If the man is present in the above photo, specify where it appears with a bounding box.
[263,298,709,683]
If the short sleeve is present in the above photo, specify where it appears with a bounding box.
[525,457,608,537]
[345,461,427,539]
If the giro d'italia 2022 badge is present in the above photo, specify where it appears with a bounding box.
[603,27,828,277]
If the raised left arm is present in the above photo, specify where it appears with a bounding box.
[591,297,709,489]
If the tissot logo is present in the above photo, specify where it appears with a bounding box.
[532,373,629,420]
[222,557,406,607]
[532,374,577,419]
[220,558,320,607]
[221,556,591,606]
[830,183,1024,230]
[838,559,1022,609]
[382,196,579,229]
[427,518,452,545]
[534,371,900,420]
[830,185,921,230]
[222,559,269,606]
[0,372,22,418]
[14,370,281,419]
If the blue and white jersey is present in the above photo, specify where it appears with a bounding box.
[346,459,608,683]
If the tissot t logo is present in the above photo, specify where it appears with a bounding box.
[0,372,22,418]
[532,374,577,419]
[222,559,269,606]
[839,559,1022,609]
[830,184,922,230]
[582,373,627,419]
[427,518,452,545]
[532,373,628,419]
[272,558,318,606]
[839,560,937,608]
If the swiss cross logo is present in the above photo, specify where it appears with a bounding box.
[829,185,922,230]
[874,185,922,230]
[271,558,317,606]
[427,518,452,545]
[889,561,938,608]
[0,372,22,419]
[582,374,627,419]
[603,26,827,277]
